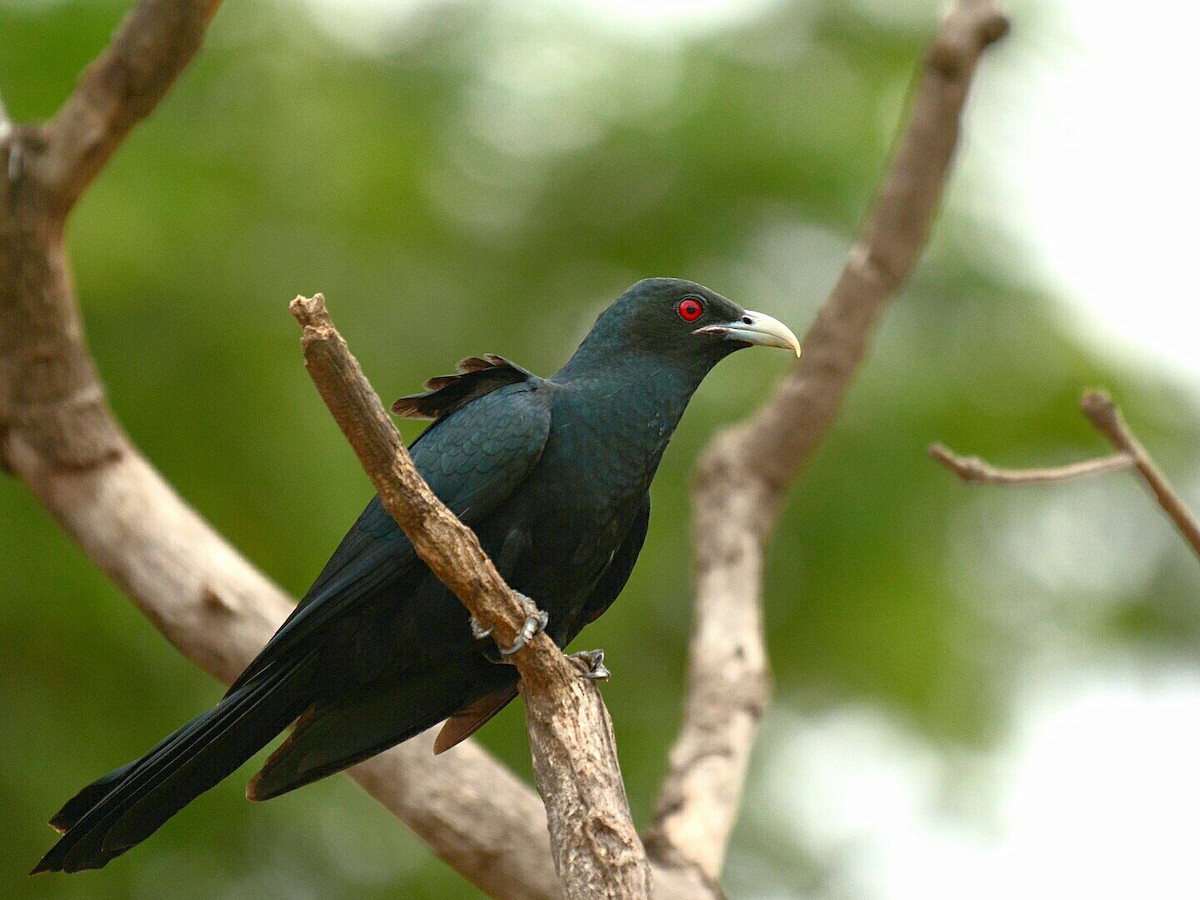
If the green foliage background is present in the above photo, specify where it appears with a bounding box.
[3,1,1199,897]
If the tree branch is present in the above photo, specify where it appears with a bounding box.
[933,391,1200,561]
[646,0,1009,881]
[290,294,652,898]
[36,0,222,217]
[1080,391,1200,557]
[929,443,1134,484]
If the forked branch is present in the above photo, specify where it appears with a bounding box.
[933,390,1200,560]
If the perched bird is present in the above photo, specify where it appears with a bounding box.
[34,277,800,874]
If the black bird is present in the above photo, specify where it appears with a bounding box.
[34,278,800,874]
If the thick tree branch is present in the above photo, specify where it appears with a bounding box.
[646,0,1009,881]
[290,294,652,899]
[929,443,1134,484]
[36,0,222,217]
[933,391,1200,561]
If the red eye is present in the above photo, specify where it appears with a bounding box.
[677,298,703,323]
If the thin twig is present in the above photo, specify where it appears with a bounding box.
[1081,390,1200,558]
[646,0,1009,882]
[289,294,653,900]
[932,392,1200,563]
[929,442,1135,485]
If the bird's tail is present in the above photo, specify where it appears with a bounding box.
[32,651,318,875]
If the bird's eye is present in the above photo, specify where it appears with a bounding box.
[677,298,704,323]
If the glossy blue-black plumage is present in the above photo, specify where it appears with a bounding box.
[35,278,768,873]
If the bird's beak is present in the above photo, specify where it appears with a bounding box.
[693,310,801,357]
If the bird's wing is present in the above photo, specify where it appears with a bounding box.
[226,380,552,695]
[391,354,537,421]
[262,489,651,770]
[573,492,651,637]
[385,494,650,759]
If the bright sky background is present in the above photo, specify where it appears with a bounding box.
[301,1,1200,897]
[970,0,1200,386]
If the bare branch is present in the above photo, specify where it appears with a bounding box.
[929,442,1135,485]
[290,295,553,656]
[932,391,1200,563]
[1080,391,1200,558]
[36,0,222,216]
[646,0,1009,881]
[290,294,652,899]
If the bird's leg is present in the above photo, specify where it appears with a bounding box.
[499,593,549,657]
[567,649,611,681]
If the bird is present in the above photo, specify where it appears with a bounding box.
[33,277,800,874]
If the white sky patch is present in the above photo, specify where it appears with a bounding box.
[968,0,1200,384]
[762,662,1200,900]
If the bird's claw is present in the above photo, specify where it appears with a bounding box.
[473,594,548,660]
[499,601,549,658]
[469,615,493,641]
[568,649,610,681]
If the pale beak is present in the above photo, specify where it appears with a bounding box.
[693,310,801,357]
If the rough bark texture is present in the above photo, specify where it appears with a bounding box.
[291,294,652,899]
[645,0,1010,881]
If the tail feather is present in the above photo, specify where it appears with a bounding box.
[33,653,317,875]
[433,685,518,754]
[107,667,309,853]
[248,669,477,802]
[48,761,136,835]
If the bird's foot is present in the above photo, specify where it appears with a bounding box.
[499,594,549,658]
[568,649,610,681]
[469,615,493,641]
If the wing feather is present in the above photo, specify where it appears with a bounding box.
[227,380,551,695]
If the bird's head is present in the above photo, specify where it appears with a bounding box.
[568,278,800,378]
